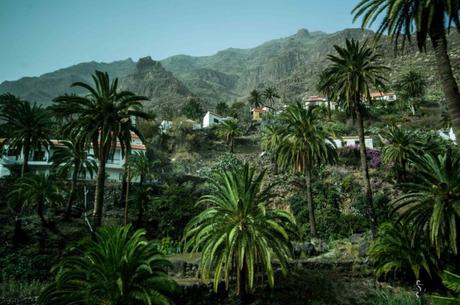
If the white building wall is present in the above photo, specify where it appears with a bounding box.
[202,111,226,128]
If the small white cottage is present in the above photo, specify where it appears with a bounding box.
[330,136,374,149]
[202,111,228,128]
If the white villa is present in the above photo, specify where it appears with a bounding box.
[370,92,397,102]
[438,128,457,143]
[202,111,230,128]
[330,136,374,149]
[0,134,146,182]
[303,97,336,110]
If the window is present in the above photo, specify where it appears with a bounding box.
[33,150,46,161]
[354,140,360,145]
[213,118,219,123]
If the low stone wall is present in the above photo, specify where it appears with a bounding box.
[0,297,37,305]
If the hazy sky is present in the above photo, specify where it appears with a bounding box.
[0,0,366,82]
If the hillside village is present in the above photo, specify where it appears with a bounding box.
[2,1,460,305]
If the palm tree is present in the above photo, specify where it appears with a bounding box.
[380,124,422,180]
[320,39,389,237]
[261,123,283,174]
[51,140,97,220]
[317,71,334,120]
[216,118,242,153]
[276,103,336,237]
[392,148,460,257]
[263,87,280,109]
[123,151,156,225]
[369,222,435,280]
[38,225,176,305]
[184,164,296,304]
[248,89,264,109]
[393,70,427,115]
[8,174,64,228]
[215,101,229,116]
[432,271,460,305]
[52,71,151,227]
[353,0,460,150]
[0,94,54,177]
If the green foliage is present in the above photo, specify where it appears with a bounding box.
[51,140,97,179]
[152,237,182,256]
[216,118,242,153]
[8,174,64,226]
[181,98,205,121]
[0,279,47,298]
[248,89,263,109]
[392,148,460,257]
[368,289,420,305]
[393,70,427,114]
[432,271,460,305]
[38,225,176,305]
[369,222,436,280]
[380,124,422,172]
[184,163,297,294]
[0,94,54,176]
[263,87,280,108]
[150,180,203,240]
[215,101,229,116]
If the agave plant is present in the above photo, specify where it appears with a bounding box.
[38,225,176,305]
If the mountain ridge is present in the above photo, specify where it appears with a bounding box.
[1,28,459,112]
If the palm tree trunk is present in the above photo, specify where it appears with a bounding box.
[305,164,317,237]
[93,149,107,228]
[230,137,234,153]
[238,262,248,305]
[356,110,377,238]
[124,166,130,225]
[327,99,332,121]
[37,198,47,227]
[21,138,31,177]
[119,171,128,207]
[136,176,145,226]
[429,21,460,149]
[64,161,79,220]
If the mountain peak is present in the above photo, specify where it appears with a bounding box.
[295,28,310,38]
[136,56,163,73]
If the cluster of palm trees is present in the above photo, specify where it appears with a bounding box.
[1,71,154,231]
[248,87,280,110]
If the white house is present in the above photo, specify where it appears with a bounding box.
[438,128,457,143]
[330,136,374,149]
[202,111,229,128]
[370,92,397,102]
[0,133,146,182]
[303,97,336,110]
[160,120,172,134]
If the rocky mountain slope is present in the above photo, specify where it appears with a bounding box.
[2,28,460,110]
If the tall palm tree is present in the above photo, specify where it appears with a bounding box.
[8,174,64,228]
[317,71,334,120]
[393,70,427,115]
[380,124,422,180]
[51,140,97,220]
[0,94,54,177]
[184,164,296,305]
[52,71,151,227]
[263,87,280,109]
[276,103,337,237]
[261,123,283,174]
[38,225,176,305]
[216,118,242,153]
[122,151,156,225]
[320,39,388,237]
[248,89,264,109]
[392,149,460,258]
[353,0,460,149]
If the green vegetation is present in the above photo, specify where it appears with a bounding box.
[184,164,296,304]
[52,71,152,228]
[3,1,460,304]
[38,225,175,305]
